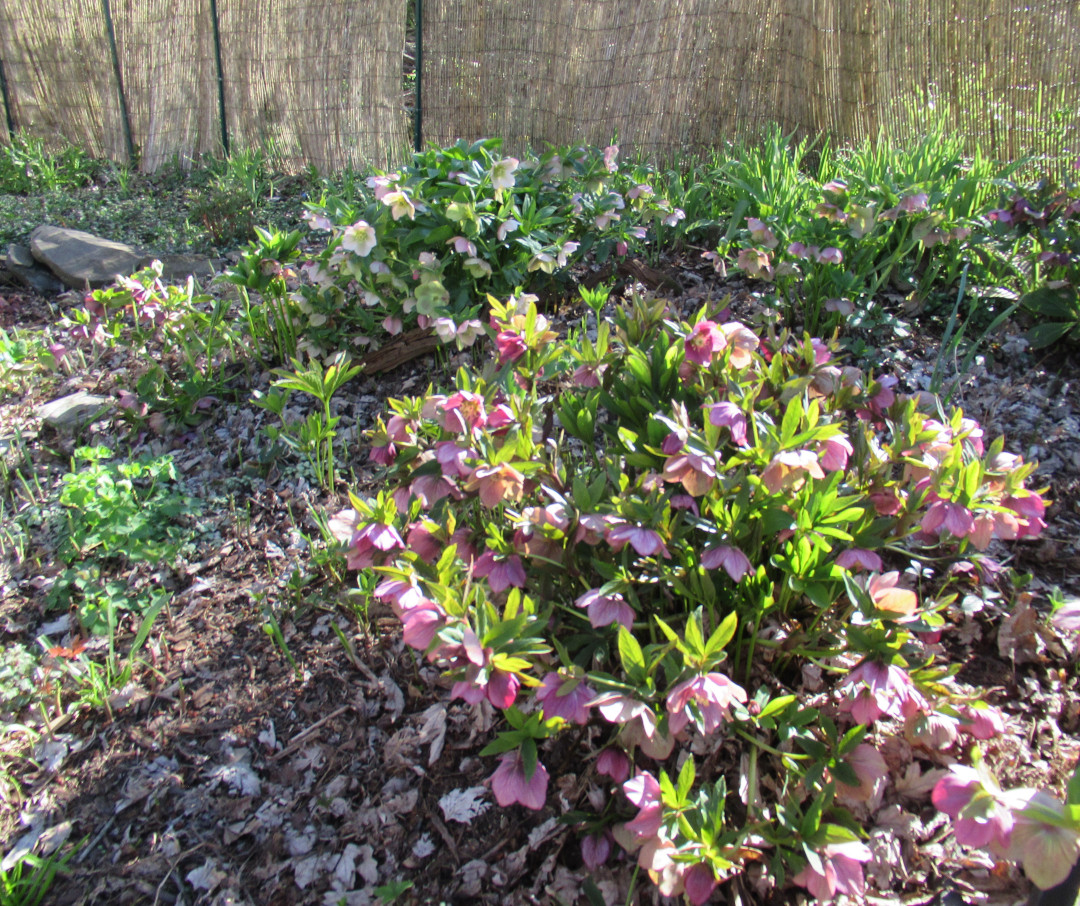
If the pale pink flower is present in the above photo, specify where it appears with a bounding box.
[958,704,1005,739]
[341,220,376,256]
[400,601,445,651]
[410,474,456,509]
[684,320,727,366]
[496,218,519,241]
[622,771,663,839]
[490,157,519,191]
[447,235,477,256]
[815,246,843,265]
[760,450,825,493]
[737,247,772,278]
[705,401,748,446]
[663,208,685,227]
[662,450,716,496]
[441,390,487,433]
[666,672,747,734]
[435,440,473,478]
[793,840,872,900]
[721,322,758,368]
[899,192,929,213]
[463,257,493,279]
[536,671,595,725]
[905,708,960,750]
[862,571,919,617]
[932,764,1014,851]
[381,189,416,221]
[464,463,525,507]
[1007,790,1080,889]
[835,743,888,802]
[382,315,403,335]
[701,545,752,582]
[747,217,778,248]
[575,588,634,629]
[606,523,671,558]
[491,749,548,810]
[602,144,619,172]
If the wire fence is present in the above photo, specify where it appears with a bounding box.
[0,0,1076,172]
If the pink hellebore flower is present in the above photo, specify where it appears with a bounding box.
[1008,790,1080,889]
[603,144,619,172]
[581,832,612,871]
[931,764,1015,851]
[575,588,635,630]
[596,747,631,783]
[381,189,416,221]
[400,600,446,652]
[958,704,1005,740]
[666,672,747,734]
[346,522,404,569]
[683,863,719,905]
[341,220,377,256]
[441,390,488,433]
[663,208,686,227]
[835,743,888,802]
[863,570,919,617]
[497,218,520,241]
[495,330,528,364]
[622,771,663,839]
[447,235,477,256]
[491,748,548,810]
[490,157,519,192]
[472,550,527,592]
[793,840,873,900]
[899,192,930,213]
[536,671,595,725]
[684,320,727,366]
[922,500,976,538]
[737,247,772,279]
[464,462,525,508]
[836,548,883,572]
[701,545,753,582]
[817,434,853,471]
[840,659,926,725]
[747,217,779,248]
[815,246,843,265]
[760,449,825,494]
[722,321,759,368]
[606,523,671,559]
[662,450,716,497]
[705,401,749,446]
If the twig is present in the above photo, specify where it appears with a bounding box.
[75,813,117,863]
[269,705,351,761]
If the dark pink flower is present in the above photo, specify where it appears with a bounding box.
[662,451,716,496]
[441,391,487,433]
[495,330,528,364]
[606,523,671,558]
[464,462,525,507]
[705,401,748,446]
[473,551,527,592]
[835,743,888,802]
[491,749,548,810]
[401,601,446,652]
[817,434,853,471]
[596,748,631,783]
[346,522,404,569]
[683,862,718,905]
[622,771,663,839]
[575,588,635,630]
[536,671,595,725]
[922,500,976,538]
[958,704,1005,740]
[701,545,752,582]
[836,548,883,572]
[684,321,727,366]
[581,832,612,870]
[932,764,1014,851]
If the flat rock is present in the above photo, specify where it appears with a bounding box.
[5,243,65,295]
[38,392,113,432]
[30,225,143,289]
[139,253,220,283]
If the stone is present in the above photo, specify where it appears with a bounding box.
[38,392,113,432]
[30,225,144,289]
[5,243,65,295]
[139,253,220,283]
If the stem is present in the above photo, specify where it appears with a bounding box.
[733,726,810,761]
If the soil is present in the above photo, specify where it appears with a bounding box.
[0,252,1078,906]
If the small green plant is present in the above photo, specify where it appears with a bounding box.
[0,644,40,717]
[49,445,198,632]
[253,353,362,491]
[0,132,99,193]
[0,844,78,906]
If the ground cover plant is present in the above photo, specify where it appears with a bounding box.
[0,127,1078,905]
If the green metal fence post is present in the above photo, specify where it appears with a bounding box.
[100,0,136,164]
[0,50,14,140]
[209,0,230,157]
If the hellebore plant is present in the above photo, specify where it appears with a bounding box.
[338,291,1049,900]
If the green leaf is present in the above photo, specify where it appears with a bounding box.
[677,756,696,801]
[684,609,706,659]
[704,611,738,657]
[757,694,797,721]
[617,627,646,674]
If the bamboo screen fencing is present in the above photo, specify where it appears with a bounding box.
[0,0,1076,172]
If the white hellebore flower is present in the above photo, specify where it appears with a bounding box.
[341,220,377,257]
[490,158,519,192]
